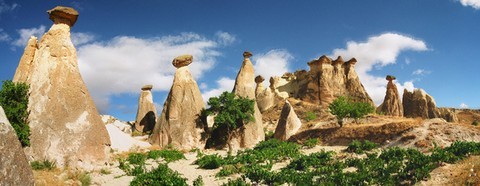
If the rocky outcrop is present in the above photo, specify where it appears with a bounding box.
[267,55,373,108]
[0,106,35,186]
[403,89,440,119]
[377,75,403,116]
[438,108,459,123]
[134,85,157,133]
[149,55,205,150]
[255,76,276,112]
[12,6,110,167]
[230,52,265,149]
[274,101,302,141]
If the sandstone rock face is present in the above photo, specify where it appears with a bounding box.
[403,89,440,119]
[149,55,205,150]
[13,7,110,167]
[0,106,35,186]
[274,101,302,141]
[134,85,157,133]
[230,52,265,149]
[13,36,37,83]
[267,55,374,108]
[438,108,459,123]
[377,75,403,116]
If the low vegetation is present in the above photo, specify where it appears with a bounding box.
[0,80,30,146]
[303,138,319,148]
[30,159,57,171]
[130,164,187,186]
[346,139,379,154]
[473,120,478,126]
[118,148,185,176]
[304,111,317,122]
[328,96,375,127]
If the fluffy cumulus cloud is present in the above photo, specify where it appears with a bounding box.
[331,33,428,105]
[215,31,236,46]
[458,0,480,9]
[71,32,96,46]
[12,25,46,47]
[200,77,235,102]
[78,32,228,113]
[460,103,469,109]
[253,49,293,85]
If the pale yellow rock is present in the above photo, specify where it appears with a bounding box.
[13,36,37,83]
[377,75,403,116]
[149,56,205,150]
[12,7,110,167]
[230,52,265,149]
[134,85,157,133]
[274,101,302,141]
[0,106,35,185]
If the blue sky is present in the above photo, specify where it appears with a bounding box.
[0,0,479,121]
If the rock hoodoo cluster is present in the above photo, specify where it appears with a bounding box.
[274,101,302,141]
[0,106,34,185]
[403,89,440,119]
[229,52,265,149]
[377,75,403,116]
[149,55,206,150]
[134,85,157,133]
[263,55,374,109]
[12,6,110,167]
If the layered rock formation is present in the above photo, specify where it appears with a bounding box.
[377,75,403,116]
[0,106,34,186]
[266,55,373,109]
[12,6,110,167]
[149,55,205,150]
[230,52,265,149]
[274,101,302,141]
[403,89,440,119]
[134,85,157,133]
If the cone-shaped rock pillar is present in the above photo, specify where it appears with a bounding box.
[0,106,34,185]
[135,85,157,133]
[230,52,265,149]
[12,6,110,167]
[274,101,302,141]
[377,75,403,116]
[149,55,205,150]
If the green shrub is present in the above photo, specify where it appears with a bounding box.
[303,138,319,148]
[30,159,57,171]
[193,176,204,186]
[0,80,30,146]
[305,111,317,122]
[216,164,242,177]
[100,168,111,175]
[346,140,379,154]
[264,131,274,140]
[328,96,374,127]
[130,164,187,186]
[196,154,224,169]
[127,153,147,165]
[147,149,185,162]
[221,178,251,186]
[473,120,479,126]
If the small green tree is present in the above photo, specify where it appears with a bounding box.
[204,91,255,153]
[0,80,30,146]
[328,96,374,127]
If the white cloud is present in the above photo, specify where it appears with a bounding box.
[0,0,18,15]
[12,25,46,47]
[460,103,469,109]
[331,33,428,105]
[405,58,411,65]
[71,32,95,46]
[253,49,293,85]
[458,0,480,9]
[78,32,225,113]
[412,69,431,76]
[0,28,9,42]
[215,31,236,45]
[201,77,235,102]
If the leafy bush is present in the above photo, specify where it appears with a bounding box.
[30,159,57,171]
[346,140,379,154]
[473,120,479,126]
[221,178,251,186]
[193,175,204,186]
[130,164,187,186]
[304,111,317,122]
[100,168,111,175]
[303,138,319,148]
[264,130,274,140]
[328,96,374,127]
[127,153,147,165]
[147,149,185,162]
[196,154,224,169]
[0,80,30,146]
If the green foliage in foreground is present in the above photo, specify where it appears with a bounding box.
[303,138,319,148]
[147,149,186,162]
[328,96,375,126]
[346,140,379,154]
[119,149,185,176]
[195,154,224,169]
[130,164,187,186]
[0,80,30,146]
[30,159,57,171]
[304,111,317,122]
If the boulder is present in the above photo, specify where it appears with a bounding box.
[230,52,265,149]
[403,89,440,119]
[172,54,193,68]
[0,106,35,186]
[274,101,302,141]
[134,85,157,133]
[12,6,110,167]
[377,75,403,116]
[149,55,205,150]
